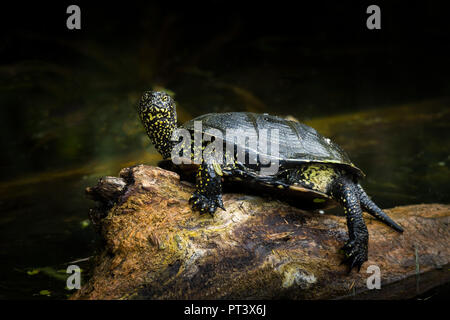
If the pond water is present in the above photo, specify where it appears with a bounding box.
[0,4,449,299]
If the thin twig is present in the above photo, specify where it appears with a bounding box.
[415,244,420,294]
[66,256,92,265]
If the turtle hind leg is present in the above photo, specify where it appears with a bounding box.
[189,161,225,215]
[331,176,369,272]
[356,184,404,233]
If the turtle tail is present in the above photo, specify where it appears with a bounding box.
[356,184,404,233]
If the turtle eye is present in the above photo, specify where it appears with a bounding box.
[161,96,168,102]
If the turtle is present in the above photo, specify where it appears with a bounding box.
[137,90,404,271]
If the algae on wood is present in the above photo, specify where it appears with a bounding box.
[72,165,450,300]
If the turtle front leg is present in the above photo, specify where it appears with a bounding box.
[189,161,225,215]
[331,176,369,272]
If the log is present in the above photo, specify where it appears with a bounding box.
[72,165,450,300]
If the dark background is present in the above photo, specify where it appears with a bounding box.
[0,1,449,299]
[1,1,450,176]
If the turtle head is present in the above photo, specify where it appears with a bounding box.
[138,90,178,159]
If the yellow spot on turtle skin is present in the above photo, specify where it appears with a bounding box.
[212,163,223,176]
[313,198,326,203]
[277,185,284,189]
[295,164,338,193]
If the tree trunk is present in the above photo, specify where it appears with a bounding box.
[72,165,450,300]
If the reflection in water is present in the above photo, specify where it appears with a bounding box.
[0,4,449,299]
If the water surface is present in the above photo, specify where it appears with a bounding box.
[1,4,449,299]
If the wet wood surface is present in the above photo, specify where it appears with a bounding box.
[72,165,450,299]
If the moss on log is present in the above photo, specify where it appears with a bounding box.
[72,165,450,300]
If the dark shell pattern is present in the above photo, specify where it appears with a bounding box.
[180,112,364,178]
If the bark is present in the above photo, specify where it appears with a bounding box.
[72,165,450,300]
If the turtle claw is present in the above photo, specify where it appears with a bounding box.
[216,198,225,211]
[340,238,368,273]
[189,192,224,215]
